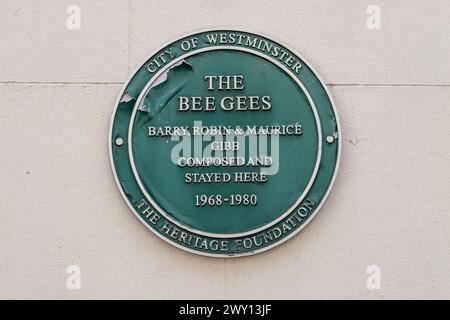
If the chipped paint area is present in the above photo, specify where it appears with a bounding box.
[138,60,193,118]
[120,92,135,103]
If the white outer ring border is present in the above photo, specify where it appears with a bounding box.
[128,46,323,238]
[108,27,342,258]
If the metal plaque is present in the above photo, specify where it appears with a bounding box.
[109,29,341,257]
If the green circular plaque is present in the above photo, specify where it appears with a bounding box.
[109,29,341,257]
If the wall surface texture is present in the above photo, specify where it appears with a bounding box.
[0,0,449,299]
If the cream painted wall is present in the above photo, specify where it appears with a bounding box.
[0,0,449,299]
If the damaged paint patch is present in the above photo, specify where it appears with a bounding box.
[120,92,135,103]
[138,60,193,118]
[329,113,339,139]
